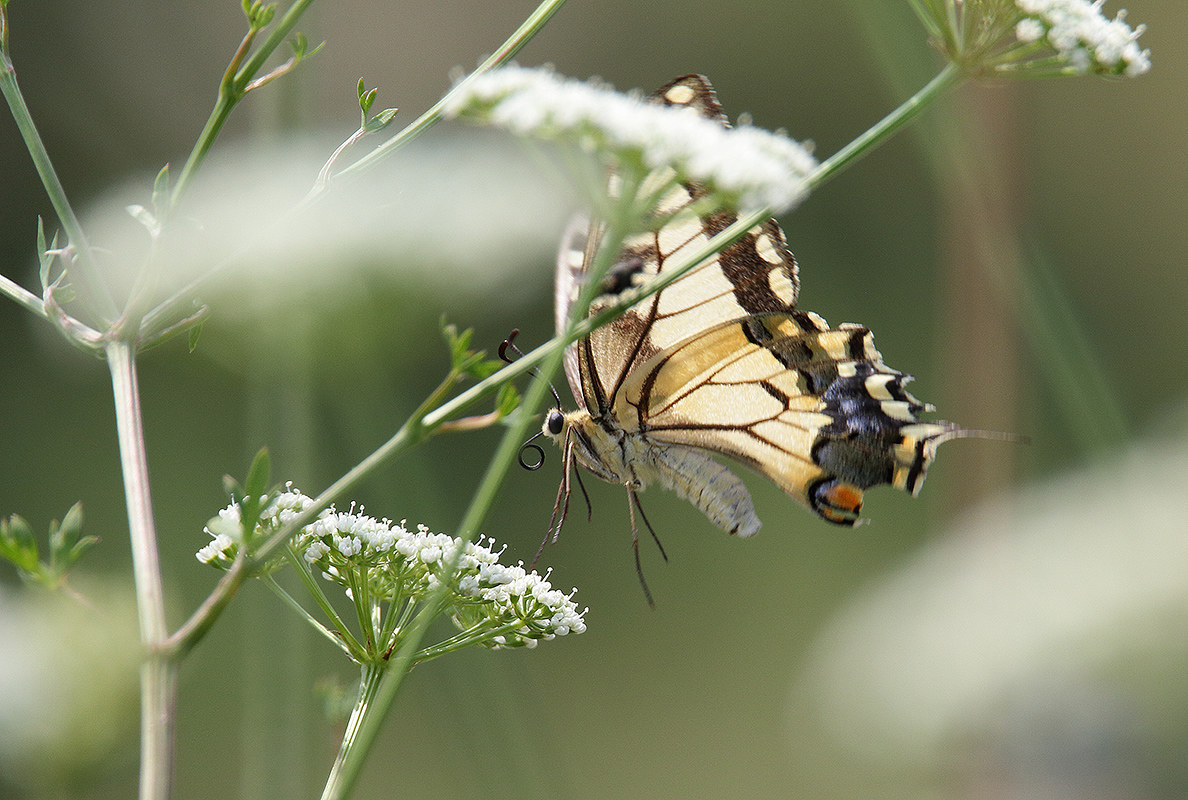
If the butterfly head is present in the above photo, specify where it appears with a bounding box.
[543,408,567,440]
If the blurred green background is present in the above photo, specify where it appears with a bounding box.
[2,1,1186,798]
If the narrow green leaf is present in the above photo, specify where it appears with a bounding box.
[362,108,398,133]
[152,164,171,213]
[0,515,40,572]
[239,448,272,539]
[257,4,276,28]
[48,502,92,577]
[303,40,324,60]
[187,318,204,352]
[292,32,310,58]
[244,447,272,503]
[66,535,100,564]
[496,383,521,416]
[50,501,84,554]
[36,217,50,291]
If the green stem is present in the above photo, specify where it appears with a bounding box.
[321,0,568,188]
[809,62,963,190]
[260,575,343,652]
[171,0,316,208]
[412,619,528,663]
[0,270,47,318]
[107,341,173,800]
[319,662,385,800]
[1,48,118,321]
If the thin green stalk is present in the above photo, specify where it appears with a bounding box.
[171,0,317,207]
[282,545,366,655]
[413,619,527,663]
[107,340,173,800]
[1,44,118,321]
[319,663,385,800]
[347,566,377,653]
[260,573,355,657]
[0,270,46,318]
[323,0,568,187]
[810,62,962,190]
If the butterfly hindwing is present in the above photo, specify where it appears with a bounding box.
[616,313,962,523]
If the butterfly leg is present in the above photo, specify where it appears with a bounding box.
[625,483,658,607]
[536,435,577,568]
[630,489,667,563]
[572,467,594,523]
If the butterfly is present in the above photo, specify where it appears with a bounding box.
[541,75,970,597]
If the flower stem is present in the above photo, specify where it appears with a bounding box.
[1,36,118,321]
[319,662,385,800]
[322,0,569,187]
[107,340,174,800]
[170,0,316,208]
[0,270,46,318]
[809,62,963,191]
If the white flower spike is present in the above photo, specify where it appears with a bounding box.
[197,485,587,651]
[1015,0,1151,77]
[445,65,818,214]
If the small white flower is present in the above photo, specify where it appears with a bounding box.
[1013,0,1151,76]
[445,66,818,214]
[196,532,235,565]
[1015,17,1045,43]
[304,540,330,563]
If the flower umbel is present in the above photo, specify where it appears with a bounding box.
[197,485,586,660]
[444,65,818,215]
[911,0,1150,78]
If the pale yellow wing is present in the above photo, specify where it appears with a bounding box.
[615,313,963,524]
[555,74,800,416]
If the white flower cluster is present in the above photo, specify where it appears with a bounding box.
[1014,0,1150,76]
[444,66,818,214]
[196,485,587,647]
[195,504,243,566]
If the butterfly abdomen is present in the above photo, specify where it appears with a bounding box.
[643,441,761,537]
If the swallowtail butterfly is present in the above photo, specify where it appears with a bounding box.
[541,75,971,592]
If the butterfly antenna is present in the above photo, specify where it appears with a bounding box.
[499,328,563,408]
[517,430,547,470]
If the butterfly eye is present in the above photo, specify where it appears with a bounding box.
[546,409,565,436]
